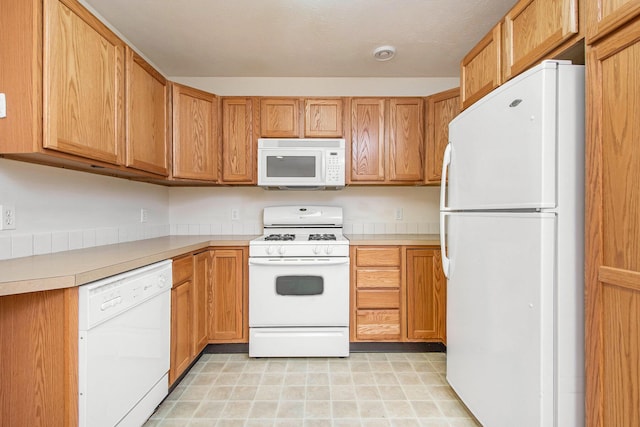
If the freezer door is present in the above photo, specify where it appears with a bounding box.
[447,61,559,210]
[446,212,556,427]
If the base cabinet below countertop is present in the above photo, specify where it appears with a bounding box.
[350,245,446,344]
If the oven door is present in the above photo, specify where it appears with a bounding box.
[258,149,325,186]
[249,257,349,327]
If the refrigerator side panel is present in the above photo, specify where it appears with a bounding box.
[555,63,585,427]
[447,61,559,210]
[446,212,556,427]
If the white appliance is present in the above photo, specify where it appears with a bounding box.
[257,138,345,190]
[78,260,171,427]
[440,60,584,427]
[249,205,350,357]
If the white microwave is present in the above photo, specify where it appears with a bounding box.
[257,138,346,190]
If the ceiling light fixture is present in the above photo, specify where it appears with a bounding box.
[372,45,396,61]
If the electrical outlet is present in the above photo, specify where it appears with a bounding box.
[140,208,148,223]
[0,205,16,230]
[231,208,239,221]
[395,207,403,221]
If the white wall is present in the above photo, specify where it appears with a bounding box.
[171,77,459,97]
[169,186,440,236]
[0,158,170,259]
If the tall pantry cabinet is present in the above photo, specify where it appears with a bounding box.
[585,10,640,427]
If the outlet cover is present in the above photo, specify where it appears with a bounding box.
[0,205,16,230]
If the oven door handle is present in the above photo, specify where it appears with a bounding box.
[249,258,350,266]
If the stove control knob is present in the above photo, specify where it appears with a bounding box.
[278,246,286,255]
[325,246,334,255]
[313,246,321,255]
[266,246,275,255]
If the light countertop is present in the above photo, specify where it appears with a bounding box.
[0,233,441,297]
[0,235,257,297]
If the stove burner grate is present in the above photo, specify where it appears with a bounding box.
[309,234,337,241]
[264,234,295,241]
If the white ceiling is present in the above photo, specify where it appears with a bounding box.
[83,0,516,78]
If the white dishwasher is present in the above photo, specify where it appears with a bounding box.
[78,260,172,427]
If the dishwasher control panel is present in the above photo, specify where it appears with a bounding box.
[78,260,172,330]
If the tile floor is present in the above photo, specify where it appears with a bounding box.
[144,352,481,427]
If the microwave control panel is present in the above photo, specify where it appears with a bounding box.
[326,152,345,185]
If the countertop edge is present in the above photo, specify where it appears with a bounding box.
[1,234,440,296]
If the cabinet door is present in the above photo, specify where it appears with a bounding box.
[125,48,169,176]
[170,280,192,384]
[586,21,640,427]
[172,83,218,181]
[192,251,210,355]
[43,0,124,164]
[388,98,424,182]
[461,23,502,110]
[221,98,256,183]
[503,0,579,80]
[350,98,386,182]
[209,249,247,342]
[260,98,299,137]
[587,0,640,42]
[0,288,78,427]
[305,98,343,137]
[406,248,446,341]
[425,88,460,184]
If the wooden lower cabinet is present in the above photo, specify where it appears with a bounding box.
[405,248,446,341]
[350,245,446,343]
[170,250,210,384]
[208,248,248,343]
[192,251,210,355]
[170,255,194,384]
[0,288,79,427]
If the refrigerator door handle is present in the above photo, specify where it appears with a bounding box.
[440,143,452,211]
[439,211,450,278]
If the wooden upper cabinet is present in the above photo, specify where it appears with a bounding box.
[350,98,424,184]
[350,98,386,182]
[425,88,460,184]
[461,23,502,110]
[260,98,343,138]
[125,48,169,176]
[587,0,640,42]
[388,98,424,182]
[585,19,640,427]
[503,0,580,80]
[172,83,218,181]
[260,98,299,137]
[304,98,343,137]
[43,0,125,165]
[221,97,257,183]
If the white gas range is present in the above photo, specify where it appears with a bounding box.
[249,206,350,357]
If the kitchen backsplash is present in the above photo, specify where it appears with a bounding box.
[170,221,440,236]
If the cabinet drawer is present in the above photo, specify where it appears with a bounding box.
[356,289,400,309]
[172,255,193,285]
[355,247,401,267]
[356,269,400,288]
[356,309,401,341]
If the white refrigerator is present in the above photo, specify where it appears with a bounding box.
[440,60,584,427]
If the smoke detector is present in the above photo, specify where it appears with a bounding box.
[372,45,396,61]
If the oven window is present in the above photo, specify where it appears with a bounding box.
[266,156,316,178]
[276,276,323,296]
